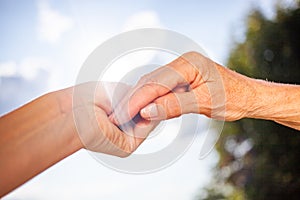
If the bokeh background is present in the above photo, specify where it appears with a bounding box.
[1,0,299,199]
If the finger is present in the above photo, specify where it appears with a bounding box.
[109,55,197,125]
[73,103,129,157]
[140,91,198,120]
[132,119,159,147]
[95,82,131,114]
[92,108,147,157]
[102,114,158,155]
[109,78,176,126]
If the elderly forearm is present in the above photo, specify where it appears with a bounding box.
[245,79,300,130]
[0,90,82,197]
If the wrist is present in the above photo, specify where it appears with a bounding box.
[50,88,84,150]
[218,66,256,121]
[53,86,74,114]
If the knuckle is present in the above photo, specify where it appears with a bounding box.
[117,151,131,158]
[143,82,160,95]
[181,51,202,63]
[137,74,148,85]
[114,137,134,158]
[138,72,157,85]
[183,51,201,58]
[156,94,181,118]
[162,98,174,117]
[136,77,163,97]
[138,73,158,85]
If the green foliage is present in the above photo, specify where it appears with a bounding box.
[202,3,300,200]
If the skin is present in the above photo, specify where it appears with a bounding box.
[0,82,157,197]
[110,51,300,130]
[1,51,299,197]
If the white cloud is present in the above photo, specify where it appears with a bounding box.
[37,1,74,43]
[0,61,17,77]
[19,57,50,80]
[122,10,163,31]
[0,57,53,114]
[0,57,50,81]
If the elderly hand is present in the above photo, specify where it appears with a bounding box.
[109,51,300,130]
[109,51,254,124]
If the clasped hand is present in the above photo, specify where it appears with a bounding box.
[64,51,300,158]
[2,51,299,197]
[74,51,252,157]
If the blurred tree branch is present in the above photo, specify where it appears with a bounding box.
[200,1,300,199]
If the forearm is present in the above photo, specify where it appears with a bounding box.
[0,90,82,197]
[215,63,300,130]
[246,79,300,130]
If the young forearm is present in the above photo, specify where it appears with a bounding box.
[0,90,82,197]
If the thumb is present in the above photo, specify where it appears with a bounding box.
[140,92,198,120]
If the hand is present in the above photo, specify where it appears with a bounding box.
[65,81,158,157]
[0,81,158,197]
[109,51,255,124]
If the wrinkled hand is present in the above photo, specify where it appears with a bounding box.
[110,51,254,124]
[67,82,158,157]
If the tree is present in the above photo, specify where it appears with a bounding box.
[201,2,300,199]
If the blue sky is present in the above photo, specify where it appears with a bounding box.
[0,0,285,199]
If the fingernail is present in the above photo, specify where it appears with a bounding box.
[141,103,158,118]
